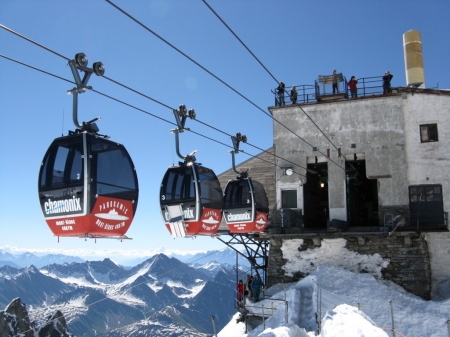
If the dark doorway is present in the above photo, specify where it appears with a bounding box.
[409,185,444,229]
[304,162,328,229]
[346,160,379,227]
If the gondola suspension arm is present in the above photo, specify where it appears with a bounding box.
[66,52,105,132]
[230,132,248,178]
[171,104,197,164]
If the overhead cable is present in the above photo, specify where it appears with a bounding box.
[201,0,279,84]
[0,22,318,173]
[103,1,345,171]
[0,53,304,176]
[200,2,351,166]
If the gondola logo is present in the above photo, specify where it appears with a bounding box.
[227,212,251,222]
[44,197,82,215]
[201,209,220,231]
[93,196,133,231]
[255,212,268,230]
[95,209,129,221]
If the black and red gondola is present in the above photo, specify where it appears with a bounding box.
[38,53,139,240]
[160,106,223,238]
[223,133,269,233]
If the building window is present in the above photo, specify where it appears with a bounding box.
[420,124,438,143]
[409,185,442,202]
[281,190,297,208]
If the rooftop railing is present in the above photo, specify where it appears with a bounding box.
[272,75,387,106]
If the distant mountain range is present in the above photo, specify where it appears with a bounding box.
[0,251,243,336]
[0,251,85,268]
[0,247,250,269]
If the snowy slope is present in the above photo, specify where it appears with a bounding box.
[218,264,450,336]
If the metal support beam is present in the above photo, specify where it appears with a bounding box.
[217,234,270,283]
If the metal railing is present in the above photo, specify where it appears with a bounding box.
[383,212,448,232]
[240,296,289,333]
[357,76,385,96]
[271,84,315,106]
[271,75,388,106]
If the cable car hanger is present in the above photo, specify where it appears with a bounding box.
[67,52,105,135]
[230,132,249,179]
[171,104,198,165]
[38,53,139,241]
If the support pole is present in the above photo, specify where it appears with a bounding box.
[272,302,274,328]
[262,305,265,330]
[319,288,322,333]
[211,315,217,337]
[389,301,396,337]
[285,301,289,324]
[236,250,238,307]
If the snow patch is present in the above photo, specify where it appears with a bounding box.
[281,238,389,278]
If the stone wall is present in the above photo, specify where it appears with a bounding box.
[425,232,450,299]
[266,233,432,300]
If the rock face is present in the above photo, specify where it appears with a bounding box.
[0,298,73,337]
[0,297,34,337]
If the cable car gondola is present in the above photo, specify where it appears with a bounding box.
[223,133,269,233]
[38,53,139,239]
[160,106,223,238]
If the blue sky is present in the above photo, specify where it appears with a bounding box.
[1,0,449,259]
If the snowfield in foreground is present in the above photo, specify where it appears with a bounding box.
[219,265,450,337]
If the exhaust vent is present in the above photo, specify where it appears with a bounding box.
[403,30,425,88]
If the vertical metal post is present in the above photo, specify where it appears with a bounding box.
[389,301,396,337]
[446,320,450,337]
[245,314,248,334]
[284,279,288,323]
[236,251,238,307]
[357,303,360,310]
[211,315,217,337]
[318,288,322,334]
[362,78,366,96]
[262,305,265,330]
[272,302,274,328]
[285,302,289,324]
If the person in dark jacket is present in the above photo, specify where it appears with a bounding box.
[290,86,298,104]
[332,69,339,94]
[252,274,263,302]
[277,82,285,106]
[348,76,358,98]
[246,275,253,299]
[383,71,393,94]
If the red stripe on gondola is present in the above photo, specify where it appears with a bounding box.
[45,196,134,237]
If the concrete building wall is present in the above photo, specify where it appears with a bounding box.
[271,96,410,222]
[402,92,450,213]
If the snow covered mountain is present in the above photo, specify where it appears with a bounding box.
[0,253,238,336]
[0,265,74,308]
